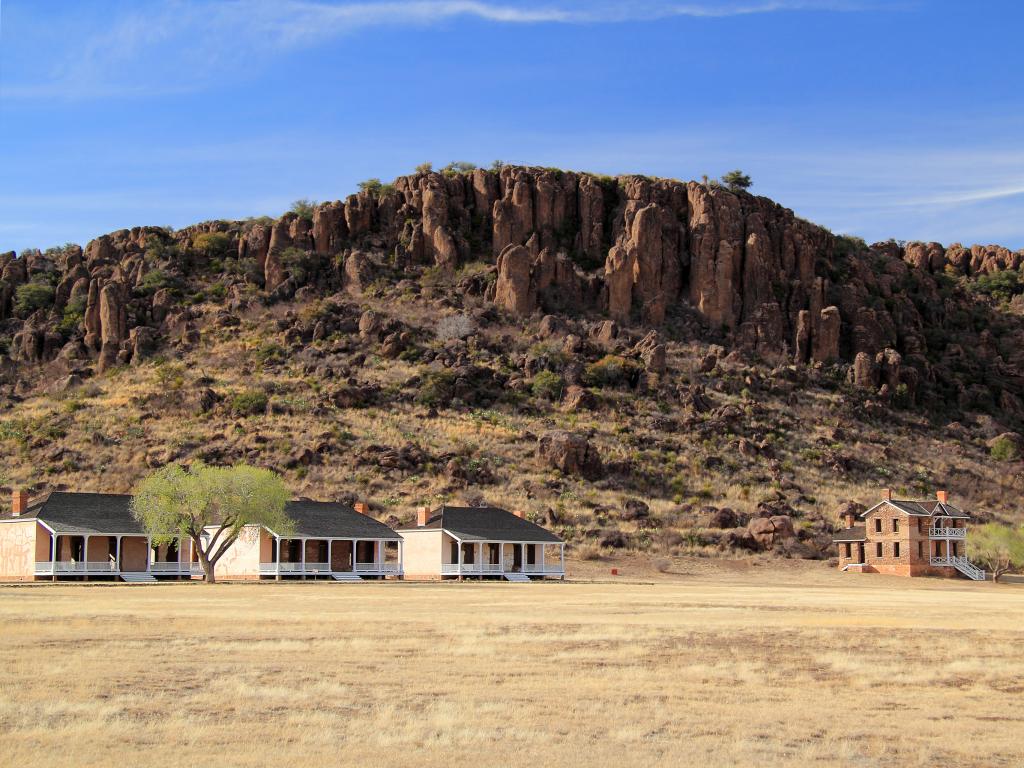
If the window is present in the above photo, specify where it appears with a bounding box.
[892,519,899,533]
[893,542,900,558]
[876,542,883,558]
[918,541,923,558]
[874,518,882,533]
[844,543,852,558]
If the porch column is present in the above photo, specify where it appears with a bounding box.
[146,537,152,573]
[560,543,565,579]
[476,542,482,577]
[353,540,359,572]
[457,539,464,581]
[540,544,545,574]
[115,535,122,573]
[520,543,526,573]
[83,535,90,581]
[328,540,334,573]
[50,534,57,580]
[275,537,281,581]
[301,538,307,580]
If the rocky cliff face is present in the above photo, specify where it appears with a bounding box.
[2,165,1023,420]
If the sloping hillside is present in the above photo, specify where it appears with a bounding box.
[2,165,1023,560]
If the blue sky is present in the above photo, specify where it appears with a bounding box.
[1,0,1022,253]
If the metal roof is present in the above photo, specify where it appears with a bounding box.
[832,526,867,543]
[276,500,400,540]
[401,505,562,543]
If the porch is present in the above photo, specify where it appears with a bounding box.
[440,539,566,579]
[33,531,198,579]
[259,537,402,578]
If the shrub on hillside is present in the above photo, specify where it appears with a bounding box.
[59,294,88,336]
[720,169,752,191]
[531,370,565,401]
[230,390,269,417]
[990,436,1020,462]
[14,282,55,316]
[415,370,456,407]
[289,199,318,222]
[585,355,642,388]
[193,232,232,260]
[970,270,1022,304]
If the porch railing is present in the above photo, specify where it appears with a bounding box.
[929,527,966,539]
[150,562,191,573]
[442,561,564,575]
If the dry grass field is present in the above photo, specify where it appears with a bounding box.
[1,564,1023,768]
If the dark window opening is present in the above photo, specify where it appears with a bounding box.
[844,543,852,558]
[894,542,900,558]
[874,519,882,533]
[876,543,883,558]
[892,519,899,533]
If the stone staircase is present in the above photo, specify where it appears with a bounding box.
[503,573,532,582]
[331,572,363,582]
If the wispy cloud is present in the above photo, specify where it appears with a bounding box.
[2,0,874,100]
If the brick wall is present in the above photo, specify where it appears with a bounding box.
[838,504,959,578]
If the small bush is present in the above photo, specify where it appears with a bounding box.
[255,342,287,366]
[289,199,318,222]
[279,247,317,283]
[357,179,382,196]
[415,162,433,174]
[14,282,55,316]
[436,314,475,341]
[230,390,269,417]
[531,370,565,401]
[585,355,641,388]
[415,371,456,407]
[192,232,232,260]
[991,436,1020,462]
[59,294,88,335]
[442,161,477,176]
[137,269,179,296]
[575,543,603,561]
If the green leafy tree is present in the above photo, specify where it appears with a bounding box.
[415,162,434,174]
[990,435,1020,462]
[531,370,565,401]
[442,161,477,176]
[720,170,752,192]
[192,232,232,260]
[14,283,55,316]
[357,178,383,195]
[131,462,293,583]
[289,199,318,222]
[967,523,1024,582]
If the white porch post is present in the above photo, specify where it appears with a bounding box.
[276,536,281,581]
[50,534,57,579]
[300,538,307,579]
[376,540,382,570]
[540,544,545,574]
[328,539,334,573]
[560,543,565,578]
[457,538,464,580]
[476,542,482,576]
[146,536,152,573]
[353,540,359,572]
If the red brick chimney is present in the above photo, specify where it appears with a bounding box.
[416,506,431,526]
[353,502,369,515]
[511,509,526,519]
[11,489,28,517]
[936,490,948,504]
[882,488,892,501]
[843,511,856,529]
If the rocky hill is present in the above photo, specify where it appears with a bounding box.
[2,165,1023,561]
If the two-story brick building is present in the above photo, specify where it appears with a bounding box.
[834,490,985,580]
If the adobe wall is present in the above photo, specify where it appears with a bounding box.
[121,536,149,571]
[211,525,260,580]
[0,520,37,581]
[399,529,443,580]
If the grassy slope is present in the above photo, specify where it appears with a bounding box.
[0,281,1018,558]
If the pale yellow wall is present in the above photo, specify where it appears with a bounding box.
[400,529,443,579]
[0,520,38,581]
[211,525,261,580]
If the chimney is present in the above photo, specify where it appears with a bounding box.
[843,511,856,529]
[511,509,526,519]
[416,506,430,527]
[936,490,948,504]
[882,488,892,501]
[11,489,28,517]
[353,502,369,515]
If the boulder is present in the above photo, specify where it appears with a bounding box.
[537,430,604,480]
[493,244,535,315]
